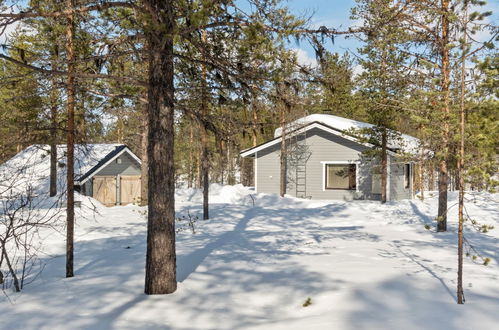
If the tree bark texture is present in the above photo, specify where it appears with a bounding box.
[251,94,258,147]
[201,30,209,220]
[140,100,149,206]
[279,99,288,197]
[201,122,209,220]
[144,0,177,295]
[437,0,450,232]
[49,82,58,197]
[65,0,76,278]
[457,4,468,305]
[187,125,194,188]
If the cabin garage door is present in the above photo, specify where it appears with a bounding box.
[93,176,117,206]
[120,176,141,205]
[92,175,141,206]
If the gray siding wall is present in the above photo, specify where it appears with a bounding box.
[390,162,411,200]
[256,144,281,195]
[94,152,141,176]
[80,152,141,197]
[82,180,93,196]
[254,128,412,201]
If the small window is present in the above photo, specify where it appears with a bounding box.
[325,164,356,190]
[116,158,122,164]
[404,164,411,189]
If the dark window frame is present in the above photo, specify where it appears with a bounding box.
[404,163,411,189]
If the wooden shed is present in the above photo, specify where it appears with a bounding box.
[75,145,142,206]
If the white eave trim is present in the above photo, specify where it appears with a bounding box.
[76,147,142,185]
[240,122,397,158]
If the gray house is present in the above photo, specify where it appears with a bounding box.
[75,144,142,206]
[240,114,417,201]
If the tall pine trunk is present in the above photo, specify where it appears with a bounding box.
[140,100,149,206]
[457,65,465,304]
[201,122,209,219]
[457,4,468,305]
[251,94,258,147]
[49,69,58,197]
[65,0,76,278]
[143,0,177,295]
[187,125,194,188]
[437,0,450,232]
[201,30,209,220]
[196,137,202,188]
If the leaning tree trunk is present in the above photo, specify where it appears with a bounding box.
[437,0,450,232]
[143,0,177,295]
[381,129,388,204]
[65,0,76,279]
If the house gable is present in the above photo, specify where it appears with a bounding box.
[254,127,373,199]
[240,121,396,158]
[76,147,141,185]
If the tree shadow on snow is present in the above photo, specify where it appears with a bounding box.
[346,273,499,330]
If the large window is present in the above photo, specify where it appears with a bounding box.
[325,164,357,190]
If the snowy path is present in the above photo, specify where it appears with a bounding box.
[1,186,498,330]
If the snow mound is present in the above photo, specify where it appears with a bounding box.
[208,184,254,204]
[176,184,255,205]
[0,144,124,196]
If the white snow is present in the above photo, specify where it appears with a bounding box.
[1,185,498,330]
[274,114,420,153]
[0,144,124,196]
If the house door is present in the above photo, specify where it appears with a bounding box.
[93,176,117,206]
[120,176,141,205]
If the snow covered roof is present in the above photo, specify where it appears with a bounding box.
[274,114,372,138]
[274,114,420,153]
[241,114,420,158]
[0,144,138,196]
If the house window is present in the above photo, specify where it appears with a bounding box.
[325,164,356,190]
[404,164,411,189]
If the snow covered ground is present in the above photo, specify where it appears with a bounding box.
[1,185,498,330]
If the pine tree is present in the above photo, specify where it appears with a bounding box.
[353,0,410,203]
